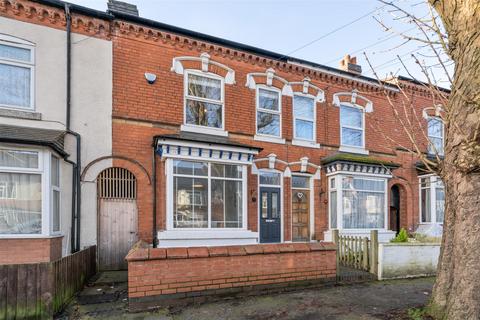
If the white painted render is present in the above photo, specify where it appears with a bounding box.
[378,243,440,280]
[0,16,112,254]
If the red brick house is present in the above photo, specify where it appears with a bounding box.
[104,3,444,254]
[0,0,444,282]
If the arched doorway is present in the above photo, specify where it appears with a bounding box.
[97,167,138,270]
[390,185,401,234]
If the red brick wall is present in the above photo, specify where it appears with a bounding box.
[108,25,435,242]
[0,236,63,264]
[127,242,336,307]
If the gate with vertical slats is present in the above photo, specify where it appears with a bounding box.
[97,168,138,270]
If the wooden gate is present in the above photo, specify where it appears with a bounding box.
[97,168,137,270]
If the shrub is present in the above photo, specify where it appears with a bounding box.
[391,228,409,243]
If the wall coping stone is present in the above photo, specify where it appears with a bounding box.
[126,242,336,262]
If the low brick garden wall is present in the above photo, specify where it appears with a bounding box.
[126,242,337,311]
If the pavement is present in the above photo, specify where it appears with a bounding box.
[57,272,434,320]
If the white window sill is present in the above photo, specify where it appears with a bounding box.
[157,229,259,247]
[292,139,320,148]
[0,107,41,120]
[0,234,63,239]
[339,145,369,155]
[181,124,228,137]
[254,134,285,144]
[324,229,395,243]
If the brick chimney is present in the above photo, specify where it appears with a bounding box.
[107,0,139,16]
[339,55,362,74]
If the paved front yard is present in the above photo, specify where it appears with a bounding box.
[60,277,434,320]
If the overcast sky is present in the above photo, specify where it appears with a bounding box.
[67,0,452,86]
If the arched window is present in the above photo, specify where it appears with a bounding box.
[0,34,35,110]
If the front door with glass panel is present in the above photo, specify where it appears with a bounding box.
[259,187,281,243]
[292,176,310,242]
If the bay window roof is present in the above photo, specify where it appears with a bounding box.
[155,132,261,164]
[0,124,67,157]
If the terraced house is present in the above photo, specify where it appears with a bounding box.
[0,0,445,304]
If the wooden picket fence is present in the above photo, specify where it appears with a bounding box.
[0,246,96,320]
[332,230,379,279]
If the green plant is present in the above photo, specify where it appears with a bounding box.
[408,307,426,320]
[391,228,409,243]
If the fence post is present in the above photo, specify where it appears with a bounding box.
[370,230,379,275]
[362,237,369,271]
[332,229,340,277]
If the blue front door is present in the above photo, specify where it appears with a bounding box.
[259,187,281,243]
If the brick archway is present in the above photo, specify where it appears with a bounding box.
[388,179,412,232]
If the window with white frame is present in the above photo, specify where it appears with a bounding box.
[184,71,224,129]
[0,36,34,110]
[256,87,281,137]
[0,148,42,234]
[293,95,315,141]
[329,175,387,229]
[340,104,364,148]
[427,117,444,156]
[172,160,245,229]
[420,175,444,223]
[51,156,60,232]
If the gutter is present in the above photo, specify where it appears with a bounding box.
[152,137,158,248]
[64,3,82,253]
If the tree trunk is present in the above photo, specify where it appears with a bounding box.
[429,1,480,319]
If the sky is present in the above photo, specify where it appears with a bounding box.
[67,0,452,86]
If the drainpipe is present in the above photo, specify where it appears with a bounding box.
[64,4,82,253]
[152,138,158,248]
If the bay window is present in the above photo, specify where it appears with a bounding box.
[329,175,387,230]
[419,175,444,223]
[427,117,444,156]
[256,87,281,137]
[0,36,34,110]
[293,95,315,142]
[172,160,245,229]
[340,104,364,148]
[184,71,224,130]
[0,147,60,236]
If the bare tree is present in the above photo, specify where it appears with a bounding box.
[365,1,480,318]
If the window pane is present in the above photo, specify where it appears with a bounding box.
[421,187,431,223]
[295,119,314,140]
[186,99,222,128]
[340,105,362,128]
[330,191,337,228]
[343,190,384,229]
[261,192,268,218]
[0,173,41,234]
[428,118,443,137]
[173,160,207,176]
[52,190,60,232]
[257,111,280,136]
[211,163,242,179]
[0,64,31,108]
[0,44,31,62]
[211,179,242,228]
[436,187,445,223]
[342,127,363,147]
[258,88,279,111]
[330,178,336,189]
[292,176,309,189]
[187,73,221,101]
[428,137,444,155]
[294,95,314,118]
[51,156,59,187]
[0,149,38,168]
[271,192,279,218]
[173,176,208,228]
[259,171,281,185]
